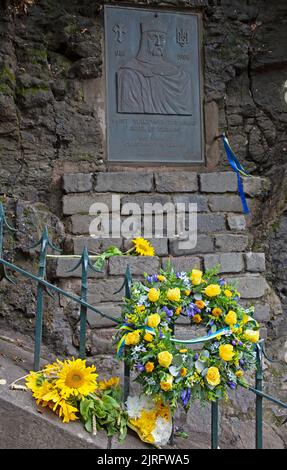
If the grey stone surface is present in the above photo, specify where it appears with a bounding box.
[63,173,93,193]
[172,194,209,212]
[225,275,269,299]
[88,278,125,303]
[63,194,113,215]
[245,252,266,272]
[227,214,247,231]
[161,256,201,272]
[87,303,122,328]
[200,171,237,193]
[243,176,270,197]
[197,213,226,233]
[72,236,122,254]
[56,257,106,278]
[253,303,271,322]
[108,255,160,276]
[208,195,244,212]
[70,215,93,234]
[94,172,154,192]
[154,172,198,193]
[215,234,249,252]
[204,253,244,273]
[121,194,172,213]
[169,235,214,256]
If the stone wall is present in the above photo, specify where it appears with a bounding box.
[0,0,287,448]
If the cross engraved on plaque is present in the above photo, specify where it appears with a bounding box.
[113,23,127,43]
[117,16,192,115]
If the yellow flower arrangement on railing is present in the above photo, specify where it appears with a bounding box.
[117,264,260,411]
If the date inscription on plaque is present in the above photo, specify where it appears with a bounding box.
[104,5,203,163]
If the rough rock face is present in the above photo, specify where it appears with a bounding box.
[0,0,287,448]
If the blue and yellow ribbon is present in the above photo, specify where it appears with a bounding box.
[171,326,231,345]
[222,133,251,214]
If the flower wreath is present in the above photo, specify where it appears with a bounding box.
[116,264,260,410]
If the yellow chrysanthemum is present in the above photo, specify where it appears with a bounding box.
[206,367,221,386]
[175,307,182,315]
[225,310,237,326]
[190,269,203,286]
[132,238,155,256]
[244,329,260,343]
[134,305,145,314]
[125,330,141,346]
[98,377,120,390]
[193,314,202,324]
[160,374,173,391]
[148,288,160,303]
[166,287,181,302]
[144,333,154,342]
[157,275,166,282]
[219,344,235,362]
[204,284,221,297]
[180,367,187,377]
[212,307,222,317]
[145,362,155,373]
[55,358,98,399]
[224,289,233,298]
[235,370,244,378]
[195,300,205,310]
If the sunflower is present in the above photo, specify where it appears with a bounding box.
[98,377,120,390]
[56,400,79,423]
[132,238,155,256]
[55,358,98,399]
[26,372,52,399]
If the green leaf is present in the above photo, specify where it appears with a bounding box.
[84,417,93,433]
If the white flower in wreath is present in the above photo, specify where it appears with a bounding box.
[151,417,172,446]
[126,395,154,419]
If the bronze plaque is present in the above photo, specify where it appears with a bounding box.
[104,5,204,163]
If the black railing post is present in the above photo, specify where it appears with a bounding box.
[211,400,219,449]
[255,341,264,449]
[123,265,132,402]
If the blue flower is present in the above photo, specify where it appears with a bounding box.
[227,381,237,390]
[136,364,145,372]
[146,275,153,283]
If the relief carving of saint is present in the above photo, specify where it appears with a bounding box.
[117,16,192,115]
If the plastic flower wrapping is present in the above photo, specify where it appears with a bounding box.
[24,358,128,441]
[126,395,172,446]
[116,264,260,410]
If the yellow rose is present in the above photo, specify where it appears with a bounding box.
[167,287,181,302]
[158,351,173,368]
[160,374,173,391]
[224,289,233,298]
[225,310,237,326]
[144,333,153,342]
[204,284,221,297]
[244,329,260,343]
[180,367,187,377]
[235,370,244,378]
[125,330,141,346]
[145,362,154,373]
[206,367,221,386]
[195,300,205,309]
[190,269,203,286]
[175,307,182,315]
[193,314,202,324]
[147,313,161,328]
[212,307,222,317]
[219,344,235,361]
[157,275,166,282]
[242,314,250,324]
[148,288,160,302]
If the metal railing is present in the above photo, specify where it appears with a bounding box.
[0,202,286,449]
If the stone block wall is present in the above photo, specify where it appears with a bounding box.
[54,170,273,353]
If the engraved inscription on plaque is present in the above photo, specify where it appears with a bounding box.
[104,6,204,163]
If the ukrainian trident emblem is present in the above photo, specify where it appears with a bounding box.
[176,28,189,47]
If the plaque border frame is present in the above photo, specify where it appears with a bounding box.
[104,4,205,166]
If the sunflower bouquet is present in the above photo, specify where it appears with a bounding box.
[93,238,155,271]
[116,264,260,411]
[24,358,128,441]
